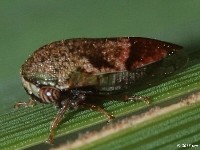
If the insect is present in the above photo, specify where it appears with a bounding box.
[14,37,188,143]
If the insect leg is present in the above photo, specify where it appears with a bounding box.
[92,93,150,105]
[124,95,150,104]
[14,99,35,108]
[47,101,69,143]
[79,102,115,123]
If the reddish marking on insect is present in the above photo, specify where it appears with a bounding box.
[127,37,180,70]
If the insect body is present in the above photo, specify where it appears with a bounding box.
[15,37,188,143]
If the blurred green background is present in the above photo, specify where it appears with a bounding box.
[1,1,200,113]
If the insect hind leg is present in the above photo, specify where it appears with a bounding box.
[124,94,150,104]
[79,102,115,123]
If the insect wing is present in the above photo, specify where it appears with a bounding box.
[126,37,184,71]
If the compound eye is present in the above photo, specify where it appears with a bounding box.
[39,86,61,103]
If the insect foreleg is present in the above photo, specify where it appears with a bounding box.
[47,101,70,143]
